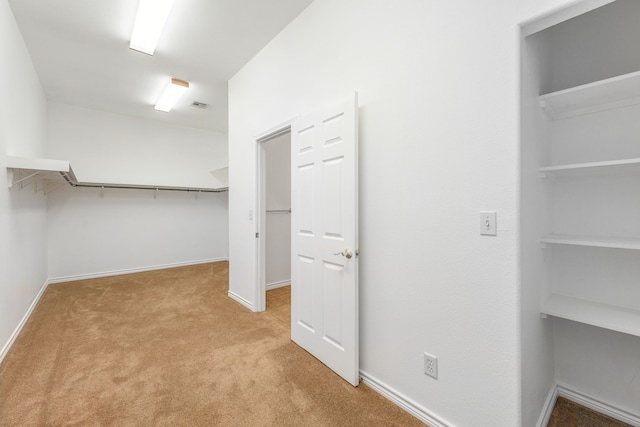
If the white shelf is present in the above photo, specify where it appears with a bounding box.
[539,158,640,178]
[6,155,72,172]
[542,294,640,337]
[209,166,228,190]
[540,234,640,250]
[6,155,77,190]
[539,70,640,120]
[6,155,228,193]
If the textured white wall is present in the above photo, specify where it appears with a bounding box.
[227,0,583,425]
[0,0,49,358]
[46,186,228,279]
[46,103,229,279]
[547,0,640,93]
[47,102,228,189]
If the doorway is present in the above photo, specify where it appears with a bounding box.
[254,94,359,386]
[256,127,292,313]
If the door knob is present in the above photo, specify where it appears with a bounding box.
[333,249,353,259]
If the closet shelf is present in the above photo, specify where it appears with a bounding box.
[542,294,640,337]
[209,166,228,190]
[6,155,77,191]
[539,158,640,178]
[540,234,640,250]
[6,155,228,193]
[539,70,640,120]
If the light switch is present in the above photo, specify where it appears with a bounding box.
[480,211,497,236]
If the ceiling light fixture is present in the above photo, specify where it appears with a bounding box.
[129,0,174,55]
[155,78,189,112]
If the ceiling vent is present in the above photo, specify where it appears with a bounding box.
[191,101,208,109]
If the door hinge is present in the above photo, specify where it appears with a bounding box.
[255,232,259,238]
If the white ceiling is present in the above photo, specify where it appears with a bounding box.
[8,0,314,134]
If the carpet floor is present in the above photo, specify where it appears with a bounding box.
[0,262,425,426]
[547,397,633,427]
[1,262,630,426]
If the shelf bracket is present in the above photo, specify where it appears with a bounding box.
[540,313,548,319]
[540,242,548,249]
[10,170,40,188]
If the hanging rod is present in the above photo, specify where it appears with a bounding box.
[65,178,228,193]
[266,208,291,213]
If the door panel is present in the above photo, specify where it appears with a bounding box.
[322,156,344,238]
[291,93,359,386]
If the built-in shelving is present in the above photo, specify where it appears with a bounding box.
[539,158,640,178]
[541,294,640,338]
[6,155,228,193]
[6,155,77,191]
[536,70,640,338]
[209,166,228,190]
[540,234,640,250]
[539,70,640,120]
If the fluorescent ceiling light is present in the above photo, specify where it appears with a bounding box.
[130,0,174,55]
[155,78,189,112]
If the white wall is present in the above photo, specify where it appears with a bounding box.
[0,0,49,358]
[520,30,556,427]
[548,0,640,93]
[47,102,228,188]
[264,133,291,286]
[228,1,580,425]
[46,186,227,279]
[46,102,228,279]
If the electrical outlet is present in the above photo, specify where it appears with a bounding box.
[424,352,438,380]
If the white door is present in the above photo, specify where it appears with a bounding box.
[290,93,359,386]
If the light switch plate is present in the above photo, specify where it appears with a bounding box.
[480,211,497,236]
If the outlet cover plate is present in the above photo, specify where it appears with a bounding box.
[424,352,438,380]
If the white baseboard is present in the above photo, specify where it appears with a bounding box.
[47,258,228,284]
[538,382,640,427]
[228,290,255,311]
[0,278,50,365]
[536,383,560,427]
[266,280,290,291]
[359,371,453,427]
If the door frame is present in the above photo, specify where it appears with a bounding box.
[254,118,296,312]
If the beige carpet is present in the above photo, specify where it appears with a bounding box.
[547,397,633,427]
[0,262,425,426]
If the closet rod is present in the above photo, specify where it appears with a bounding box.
[266,209,291,213]
[60,173,228,193]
